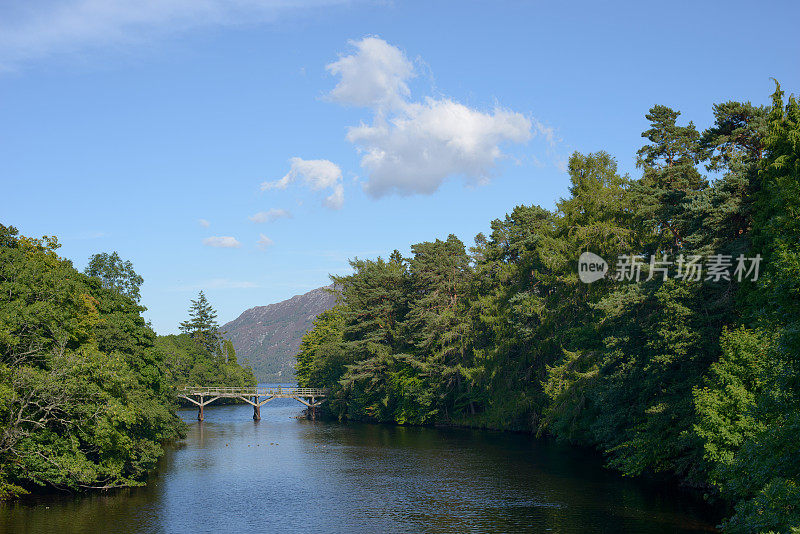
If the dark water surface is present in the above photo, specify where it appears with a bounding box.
[1,399,721,533]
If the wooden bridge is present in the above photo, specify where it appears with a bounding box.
[178,386,327,421]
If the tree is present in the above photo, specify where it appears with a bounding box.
[0,227,182,498]
[403,235,473,417]
[332,254,409,421]
[84,252,144,303]
[633,105,707,253]
[223,339,237,364]
[542,151,636,441]
[179,291,223,356]
[292,84,800,533]
[693,327,772,486]
[717,81,800,534]
[157,333,255,390]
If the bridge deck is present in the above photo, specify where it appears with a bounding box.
[181,386,326,398]
[178,386,327,421]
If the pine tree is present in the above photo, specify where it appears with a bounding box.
[404,235,473,419]
[632,105,707,254]
[332,255,409,421]
[179,291,223,356]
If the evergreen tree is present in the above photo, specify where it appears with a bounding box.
[291,84,800,533]
[333,254,409,421]
[633,105,707,254]
[404,235,473,419]
[179,291,223,356]
[542,151,636,440]
[223,339,237,364]
[718,81,800,533]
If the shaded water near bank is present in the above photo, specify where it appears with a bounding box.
[1,399,722,533]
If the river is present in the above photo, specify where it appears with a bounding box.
[1,398,722,533]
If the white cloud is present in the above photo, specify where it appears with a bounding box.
[532,118,559,149]
[324,183,344,210]
[257,233,274,249]
[203,236,241,248]
[0,0,351,69]
[348,98,531,197]
[263,157,342,191]
[198,218,210,228]
[326,36,414,111]
[262,157,344,210]
[327,37,552,197]
[248,208,292,223]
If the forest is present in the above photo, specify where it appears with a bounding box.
[0,239,254,499]
[296,83,800,532]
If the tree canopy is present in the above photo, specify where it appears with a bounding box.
[84,251,144,303]
[0,230,255,498]
[296,83,800,533]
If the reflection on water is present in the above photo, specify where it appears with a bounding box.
[0,399,721,533]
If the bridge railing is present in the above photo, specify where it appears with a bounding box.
[179,386,327,397]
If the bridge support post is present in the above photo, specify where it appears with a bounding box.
[198,396,204,421]
[310,397,316,420]
[253,396,261,421]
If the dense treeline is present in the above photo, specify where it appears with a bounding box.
[0,231,254,498]
[296,84,799,532]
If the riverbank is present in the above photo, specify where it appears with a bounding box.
[0,401,723,533]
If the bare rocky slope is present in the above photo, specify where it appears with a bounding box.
[222,286,336,383]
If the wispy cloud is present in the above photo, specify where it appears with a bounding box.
[198,218,210,228]
[324,183,344,210]
[203,236,241,248]
[249,208,292,223]
[263,157,344,210]
[0,0,354,70]
[257,233,274,249]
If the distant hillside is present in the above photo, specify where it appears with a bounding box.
[222,286,336,383]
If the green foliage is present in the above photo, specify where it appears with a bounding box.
[0,225,257,499]
[294,84,799,532]
[717,82,800,534]
[694,327,772,483]
[0,225,182,498]
[162,292,256,390]
[157,333,255,389]
[179,291,224,355]
[223,339,237,364]
[296,306,347,392]
[84,251,144,303]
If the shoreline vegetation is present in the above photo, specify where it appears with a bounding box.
[0,82,797,533]
[296,84,800,533]
[0,237,255,499]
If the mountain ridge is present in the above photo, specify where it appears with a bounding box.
[222,286,336,382]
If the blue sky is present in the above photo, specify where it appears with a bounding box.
[1,0,798,334]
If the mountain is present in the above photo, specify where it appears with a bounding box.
[222,286,336,383]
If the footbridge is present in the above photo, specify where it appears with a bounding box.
[178,386,327,421]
